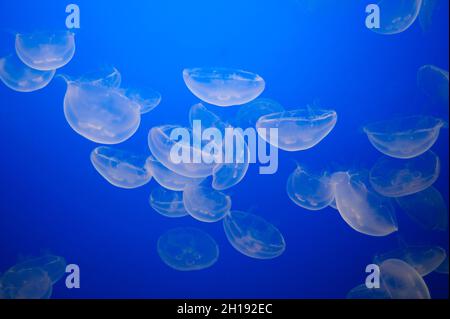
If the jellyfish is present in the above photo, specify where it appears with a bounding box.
[9,255,66,285]
[157,227,219,271]
[126,88,161,115]
[149,187,188,218]
[0,54,55,92]
[436,255,449,275]
[91,146,152,189]
[81,66,122,89]
[396,187,448,231]
[330,171,398,237]
[0,267,53,299]
[189,103,229,135]
[363,116,446,159]
[15,31,75,71]
[183,68,265,107]
[369,151,440,198]
[379,259,431,299]
[256,108,337,152]
[371,0,423,35]
[418,65,449,108]
[419,0,438,33]
[346,284,391,299]
[223,210,286,259]
[236,98,285,128]
[287,165,334,211]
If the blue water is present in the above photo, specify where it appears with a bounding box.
[0,0,448,299]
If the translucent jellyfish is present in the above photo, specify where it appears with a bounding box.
[346,284,391,299]
[417,65,449,107]
[85,66,122,89]
[157,227,219,271]
[436,255,449,275]
[63,77,141,144]
[379,259,431,299]
[0,267,52,299]
[126,88,161,114]
[287,165,334,211]
[256,108,338,152]
[236,98,285,128]
[369,151,441,198]
[9,255,66,284]
[15,31,75,71]
[371,0,423,35]
[419,0,437,33]
[0,54,55,92]
[183,68,265,107]
[396,187,448,231]
[149,187,188,218]
[183,184,231,223]
[91,146,152,189]
[330,171,398,237]
[189,103,229,135]
[363,116,446,159]
[223,210,286,259]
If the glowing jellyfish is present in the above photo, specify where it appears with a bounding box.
[9,255,66,285]
[157,227,219,271]
[183,68,265,107]
[396,187,448,231]
[149,187,188,218]
[346,284,391,299]
[91,146,152,189]
[183,184,231,223]
[287,165,334,211]
[418,65,449,107]
[436,255,449,275]
[126,88,161,115]
[256,109,337,152]
[371,0,423,35]
[0,267,52,299]
[15,31,75,71]
[223,210,286,259]
[363,116,446,159]
[330,171,398,237]
[369,151,440,198]
[236,98,285,128]
[0,54,55,92]
[379,259,431,299]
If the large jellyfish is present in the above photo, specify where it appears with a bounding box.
[330,171,398,237]
[346,284,391,299]
[379,259,431,299]
[149,187,189,218]
[417,65,449,108]
[91,146,152,189]
[183,68,265,107]
[256,108,337,152]
[15,31,75,71]
[183,184,231,223]
[371,0,423,35]
[223,210,286,259]
[0,267,52,299]
[236,98,285,128]
[9,255,66,285]
[287,165,334,211]
[126,88,162,115]
[369,151,441,198]
[396,187,448,231]
[157,227,219,271]
[363,116,446,159]
[0,54,55,92]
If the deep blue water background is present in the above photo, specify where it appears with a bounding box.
[0,0,448,299]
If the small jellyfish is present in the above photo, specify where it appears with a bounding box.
[15,31,75,71]
[149,187,188,218]
[183,68,265,107]
[418,65,449,108]
[223,210,286,259]
[189,103,229,135]
[9,255,66,284]
[236,98,285,128]
[330,171,398,237]
[0,267,52,299]
[287,165,334,211]
[369,151,441,198]
[396,187,448,231]
[363,116,446,159]
[371,0,423,35]
[0,54,55,92]
[126,88,161,115]
[183,184,231,223]
[91,146,152,189]
[435,255,449,275]
[87,66,122,89]
[379,259,431,299]
[346,284,391,299]
[157,227,219,271]
[256,108,337,152]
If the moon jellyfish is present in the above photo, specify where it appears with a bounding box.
[363,116,446,159]
[79,66,122,89]
[223,210,286,259]
[436,255,449,275]
[396,187,448,231]
[149,187,188,218]
[418,65,449,107]
[183,68,265,107]
[236,98,285,128]
[15,31,75,71]
[0,267,52,299]
[157,227,219,271]
[183,184,231,223]
[256,109,337,152]
[91,146,152,189]
[126,88,161,114]
[379,259,431,299]
[346,284,391,299]
[9,255,66,285]
[371,0,423,35]
[189,103,229,135]
[330,171,398,237]
[419,0,437,33]
[369,151,440,198]
[0,54,55,92]
[287,165,334,211]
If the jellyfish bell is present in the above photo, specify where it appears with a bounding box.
[126,88,161,114]
[149,187,189,218]
[417,65,449,108]
[371,0,423,35]
[237,98,285,128]
[0,267,52,299]
[9,254,66,285]
[436,255,449,275]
